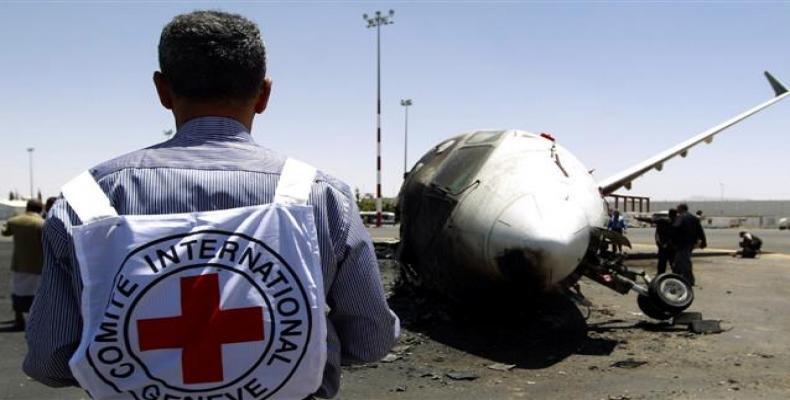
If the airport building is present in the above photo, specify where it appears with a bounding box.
[651,200,790,228]
[610,198,790,228]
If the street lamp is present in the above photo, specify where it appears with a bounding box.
[363,9,394,228]
[720,182,725,202]
[26,147,34,199]
[400,99,412,179]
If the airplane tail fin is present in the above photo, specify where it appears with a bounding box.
[765,71,788,96]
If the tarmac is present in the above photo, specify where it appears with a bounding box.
[0,228,788,399]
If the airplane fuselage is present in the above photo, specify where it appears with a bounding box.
[398,129,607,299]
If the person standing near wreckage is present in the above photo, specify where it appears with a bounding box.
[672,203,707,286]
[1,199,45,331]
[635,208,677,275]
[24,11,398,399]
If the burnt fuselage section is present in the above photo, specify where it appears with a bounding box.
[397,130,607,301]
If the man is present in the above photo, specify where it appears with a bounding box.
[636,209,677,275]
[24,11,398,399]
[735,231,762,258]
[607,209,627,253]
[672,203,707,285]
[1,200,44,331]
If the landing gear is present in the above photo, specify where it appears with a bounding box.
[581,229,695,321]
[636,274,694,320]
[650,273,693,312]
[637,294,672,320]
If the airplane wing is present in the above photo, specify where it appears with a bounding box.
[599,72,789,196]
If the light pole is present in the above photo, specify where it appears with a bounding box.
[364,9,394,227]
[720,182,725,201]
[26,147,34,199]
[400,99,412,179]
[719,182,724,215]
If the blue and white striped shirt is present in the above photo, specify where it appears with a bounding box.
[23,117,399,398]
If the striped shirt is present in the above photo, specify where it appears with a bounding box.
[23,117,399,398]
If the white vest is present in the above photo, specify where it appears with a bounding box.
[64,159,327,400]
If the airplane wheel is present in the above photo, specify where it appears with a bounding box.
[637,294,673,320]
[649,273,694,314]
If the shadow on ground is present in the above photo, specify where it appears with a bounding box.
[387,278,619,369]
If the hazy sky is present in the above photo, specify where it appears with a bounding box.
[1,1,789,201]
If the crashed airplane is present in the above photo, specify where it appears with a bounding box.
[396,72,788,320]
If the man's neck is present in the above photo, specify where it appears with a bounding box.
[175,112,254,132]
[172,101,256,132]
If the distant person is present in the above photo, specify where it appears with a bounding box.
[0,199,44,331]
[43,196,57,217]
[672,203,707,285]
[734,231,762,258]
[607,210,627,253]
[24,11,398,399]
[636,209,678,275]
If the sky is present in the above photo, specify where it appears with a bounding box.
[1,1,789,201]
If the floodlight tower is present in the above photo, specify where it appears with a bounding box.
[363,9,394,227]
[400,99,412,179]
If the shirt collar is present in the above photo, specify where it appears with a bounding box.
[172,117,254,143]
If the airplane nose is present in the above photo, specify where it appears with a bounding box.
[488,194,590,289]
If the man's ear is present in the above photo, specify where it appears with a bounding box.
[153,71,174,110]
[254,78,272,114]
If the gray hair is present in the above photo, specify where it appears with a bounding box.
[159,10,266,101]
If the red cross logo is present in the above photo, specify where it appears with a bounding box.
[137,273,264,384]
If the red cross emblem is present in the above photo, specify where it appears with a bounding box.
[137,273,264,384]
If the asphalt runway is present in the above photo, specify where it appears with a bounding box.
[1,227,789,399]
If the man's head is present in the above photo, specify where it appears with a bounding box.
[45,197,57,214]
[154,11,271,128]
[668,208,677,220]
[677,203,689,213]
[26,199,43,214]
[612,210,620,217]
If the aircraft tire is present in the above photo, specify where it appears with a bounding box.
[637,294,673,320]
[649,273,694,313]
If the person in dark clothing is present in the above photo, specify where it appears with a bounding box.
[1,200,45,330]
[636,209,678,275]
[672,203,706,285]
[607,210,627,253]
[735,231,762,258]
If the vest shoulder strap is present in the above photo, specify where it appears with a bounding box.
[274,158,317,206]
[61,171,119,223]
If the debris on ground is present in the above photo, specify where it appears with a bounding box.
[446,371,480,381]
[391,344,412,354]
[381,354,402,363]
[689,319,725,334]
[610,359,648,369]
[748,352,775,359]
[486,363,516,372]
[673,311,703,325]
